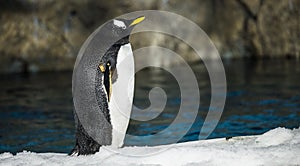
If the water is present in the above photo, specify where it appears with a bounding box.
[0,59,299,154]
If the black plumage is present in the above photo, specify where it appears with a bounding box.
[70,16,144,156]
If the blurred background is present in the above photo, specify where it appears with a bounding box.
[0,0,299,154]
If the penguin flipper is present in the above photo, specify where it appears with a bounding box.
[69,119,101,156]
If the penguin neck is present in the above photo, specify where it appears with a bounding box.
[106,45,122,57]
[104,43,128,61]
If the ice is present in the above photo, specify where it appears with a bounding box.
[0,127,299,166]
[255,127,294,147]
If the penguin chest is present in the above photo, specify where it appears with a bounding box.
[108,43,135,148]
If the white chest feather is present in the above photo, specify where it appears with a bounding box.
[109,43,134,147]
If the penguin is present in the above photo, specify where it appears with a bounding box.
[70,16,145,156]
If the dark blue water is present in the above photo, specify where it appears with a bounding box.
[0,59,299,154]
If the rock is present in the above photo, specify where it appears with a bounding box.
[258,0,299,57]
[242,0,262,14]
[0,0,298,73]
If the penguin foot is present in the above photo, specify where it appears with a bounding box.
[69,141,101,156]
[70,120,103,156]
[69,145,80,156]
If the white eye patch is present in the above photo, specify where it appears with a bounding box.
[113,19,126,29]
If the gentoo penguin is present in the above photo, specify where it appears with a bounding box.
[70,16,145,156]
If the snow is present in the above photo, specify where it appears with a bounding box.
[1,127,299,166]
[255,127,295,147]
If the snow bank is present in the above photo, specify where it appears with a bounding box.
[1,127,299,166]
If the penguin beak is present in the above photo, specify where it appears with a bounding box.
[129,16,145,27]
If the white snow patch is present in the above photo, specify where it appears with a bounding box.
[0,127,299,166]
[255,127,294,147]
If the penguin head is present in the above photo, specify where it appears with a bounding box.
[99,16,145,70]
[109,16,145,45]
[97,16,145,102]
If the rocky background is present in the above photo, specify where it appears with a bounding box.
[0,0,299,73]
